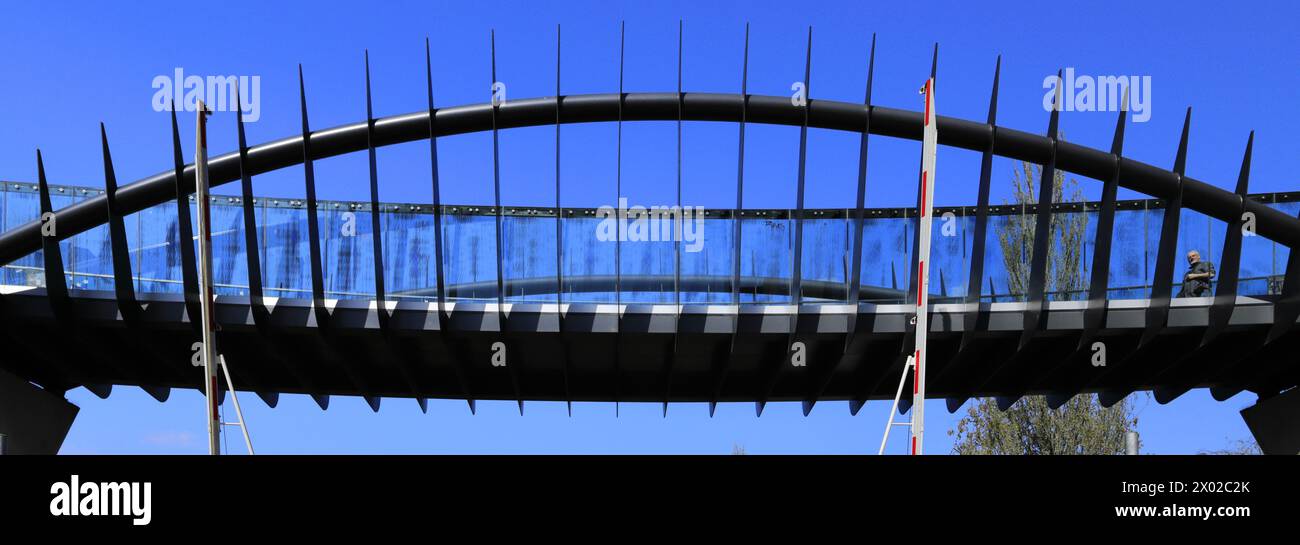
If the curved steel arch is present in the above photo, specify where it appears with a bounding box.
[0,91,1292,266]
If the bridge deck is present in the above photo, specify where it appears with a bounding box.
[0,284,1293,412]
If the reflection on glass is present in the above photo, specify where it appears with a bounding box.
[1,183,1295,305]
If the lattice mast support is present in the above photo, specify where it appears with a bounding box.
[911,78,938,455]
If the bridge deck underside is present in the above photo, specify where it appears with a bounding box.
[0,288,1295,409]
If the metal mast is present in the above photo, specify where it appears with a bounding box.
[880,79,938,455]
[194,101,220,455]
[912,77,938,455]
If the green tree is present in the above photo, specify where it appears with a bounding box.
[995,161,1089,300]
[1200,438,1262,455]
[949,160,1140,455]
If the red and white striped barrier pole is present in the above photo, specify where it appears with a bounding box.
[911,79,938,455]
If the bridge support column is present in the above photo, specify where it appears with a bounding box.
[0,367,78,454]
[1241,387,1300,455]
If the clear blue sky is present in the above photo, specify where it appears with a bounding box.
[1,0,1293,453]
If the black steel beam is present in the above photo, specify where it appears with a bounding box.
[711,24,749,418]
[983,79,1116,410]
[1050,109,1190,411]
[34,154,67,297]
[99,126,195,393]
[33,151,133,399]
[613,22,626,417]
[1144,108,1193,348]
[426,39,474,414]
[298,66,328,324]
[1151,132,1253,404]
[489,31,525,416]
[1094,108,1194,408]
[33,150,88,392]
[168,105,202,328]
[425,39,449,329]
[803,33,876,417]
[365,51,428,413]
[853,43,938,418]
[231,84,326,408]
[554,26,572,417]
[1004,94,1128,411]
[845,33,878,349]
[1265,221,1300,348]
[760,26,812,418]
[488,34,507,322]
[789,27,813,309]
[1081,100,1128,349]
[663,20,684,418]
[1212,202,1300,402]
[1202,132,1253,347]
[933,56,999,397]
[889,46,940,413]
[232,88,265,311]
[233,85,318,405]
[1019,69,1062,350]
[255,391,279,408]
[99,124,140,318]
[299,65,380,412]
[0,294,65,393]
[365,52,389,326]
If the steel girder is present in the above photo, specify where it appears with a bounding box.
[0,287,1291,406]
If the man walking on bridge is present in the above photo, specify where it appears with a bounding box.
[1178,250,1215,297]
